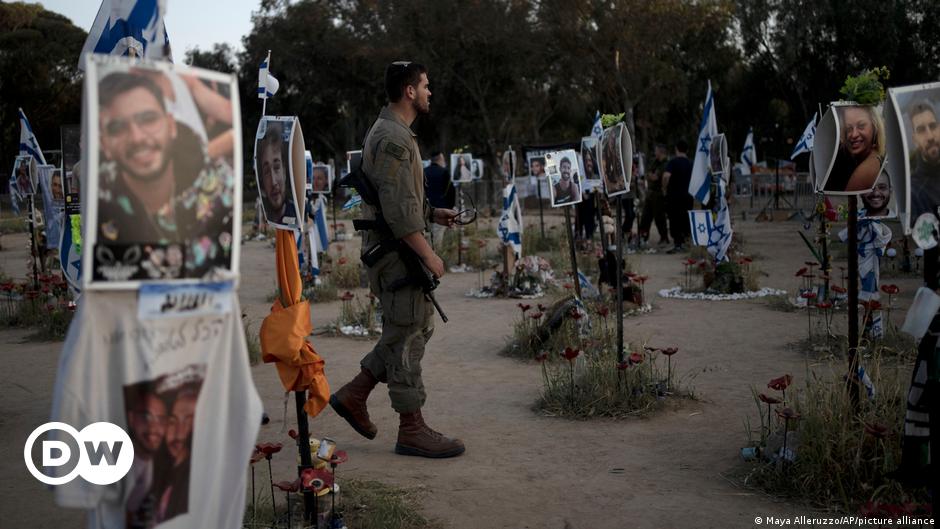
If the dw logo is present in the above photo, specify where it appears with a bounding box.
[24,422,134,485]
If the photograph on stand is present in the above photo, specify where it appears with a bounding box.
[451,153,473,183]
[546,149,582,207]
[254,116,303,230]
[599,123,628,197]
[817,103,887,194]
[471,158,484,180]
[885,83,940,229]
[82,55,241,287]
[311,162,332,194]
[13,155,36,196]
[347,149,362,174]
[501,149,517,183]
[38,165,66,249]
[580,136,601,182]
[860,171,896,219]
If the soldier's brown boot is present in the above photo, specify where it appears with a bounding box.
[329,368,379,440]
[395,409,465,458]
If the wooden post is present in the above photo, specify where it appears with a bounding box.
[846,196,860,408]
[563,206,581,299]
[502,244,515,293]
[615,199,624,363]
[294,391,316,522]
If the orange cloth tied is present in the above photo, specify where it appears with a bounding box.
[260,229,330,417]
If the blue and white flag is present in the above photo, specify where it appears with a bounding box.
[342,194,362,210]
[577,270,599,299]
[497,183,523,258]
[689,81,718,204]
[790,113,817,160]
[740,128,756,175]
[79,0,171,70]
[590,110,603,138]
[308,196,330,275]
[688,179,733,262]
[258,51,280,100]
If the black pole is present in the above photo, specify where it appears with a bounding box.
[456,187,463,266]
[774,160,780,211]
[820,200,830,300]
[595,192,607,247]
[846,196,860,408]
[615,199,624,363]
[27,195,40,290]
[331,195,338,243]
[536,178,546,239]
[563,206,581,299]
[294,391,316,521]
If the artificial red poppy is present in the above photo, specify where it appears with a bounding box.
[596,306,610,317]
[535,351,549,362]
[860,300,883,311]
[795,267,808,277]
[805,261,818,267]
[685,258,697,266]
[697,262,706,269]
[340,291,354,301]
[880,284,899,295]
[800,291,817,300]
[537,303,548,312]
[625,271,637,279]
[832,285,847,294]
[569,309,583,320]
[818,274,831,281]
[300,468,335,492]
[562,347,581,361]
[767,374,793,392]
[616,361,629,370]
[741,257,753,264]
[256,442,283,458]
[517,303,531,313]
[288,429,298,439]
[476,239,487,248]
[629,352,643,364]
[815,301,833,310]
[775,407,801,421]
[529,311,543,319]
[328,450,348,466]
[635,275,649,284]
[25,290,40,300]
[758,393,782,405]
[661,347,678,356]
[864,422,890,439]
[249,450,265,465]
[563,283,574,290]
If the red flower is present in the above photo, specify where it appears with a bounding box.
[685,258,697,265]
[476,239,487,248]
[775,407,801,421]
[25,290,40,300]
[815,301,833,310]
[800,291,817,300]
[758,393,782,405]
[661,347,678,356]
[596,306,610,317]
[249,450,265,465]
[861,300,883,311]
[795,267,808,277]
[529,311,543,319]
[767,374,793,392]
[517,303,531,313]
[327,450,348,465]
[340,291,354,301]
[831,285,847,294]
[880,284,899,295]
[288,429,298,439]
[561,347,581,361]
[563,283,573,290]
[697,262,706,270]
[616,361,630,370]
[300,468,334,492]
[274,479,300,493]
[338,257,348,265]
[255,442,283,459]
[537,304,548,312]
[625,271,637,279]
[635,275,649,284]
[629,352,643,364]
[818,274,831,281]
[568,309,583,320]
[535,351,549,362]
[864,422,890,439]
[741,257,753,264]
[804,261,819,267]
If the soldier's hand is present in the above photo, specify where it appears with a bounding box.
[432,208,458,227]
[422,252,445,279]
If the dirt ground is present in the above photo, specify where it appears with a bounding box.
[0,214,924,529]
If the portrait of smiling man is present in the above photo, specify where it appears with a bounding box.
[93,64,237,281]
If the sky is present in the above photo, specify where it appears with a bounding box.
[27,0,261,63]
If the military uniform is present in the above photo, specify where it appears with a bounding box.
[358,105,434,414]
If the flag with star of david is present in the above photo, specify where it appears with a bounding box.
[689,81,718,203]
[688,179,733,262]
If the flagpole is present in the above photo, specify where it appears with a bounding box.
[563,206,581,299]
[27,194,40,290]
[615,198,624,363]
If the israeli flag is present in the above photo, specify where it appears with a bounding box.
[577,271,599,299]
[590,110,603,138]
[688,210,714,247]
[258,51,280,99]
[790,113,817,160]
[497,183,523,258]
[59,213,82,296]
[689,81,718,204]
[308,196,330,275]
[79,0,171,70]
[740,128,756,175]
[342,194,362,211]
[711,179,733,262]
[11,108,47,215]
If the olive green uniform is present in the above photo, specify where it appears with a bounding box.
[359,106,434,414]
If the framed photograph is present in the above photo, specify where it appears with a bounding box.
[37,164,65,249]
[580,136,601,181]
[526,153,546,180]
[254,115,304,231]
[471,158,484,180]
[12,155,36,196]
[82,55,242,288]
[310,162,332,194]
[451,153,473,183]
[304,150,313,193]
[884,82,940,232]
[859,170,897,219]
[60,124,82,199]
[545,149,582,207]
[500,149,517,182]
[709,133,730,181]
[598,123,630,197]
[346,150,362,175]
[815,102,887,195]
